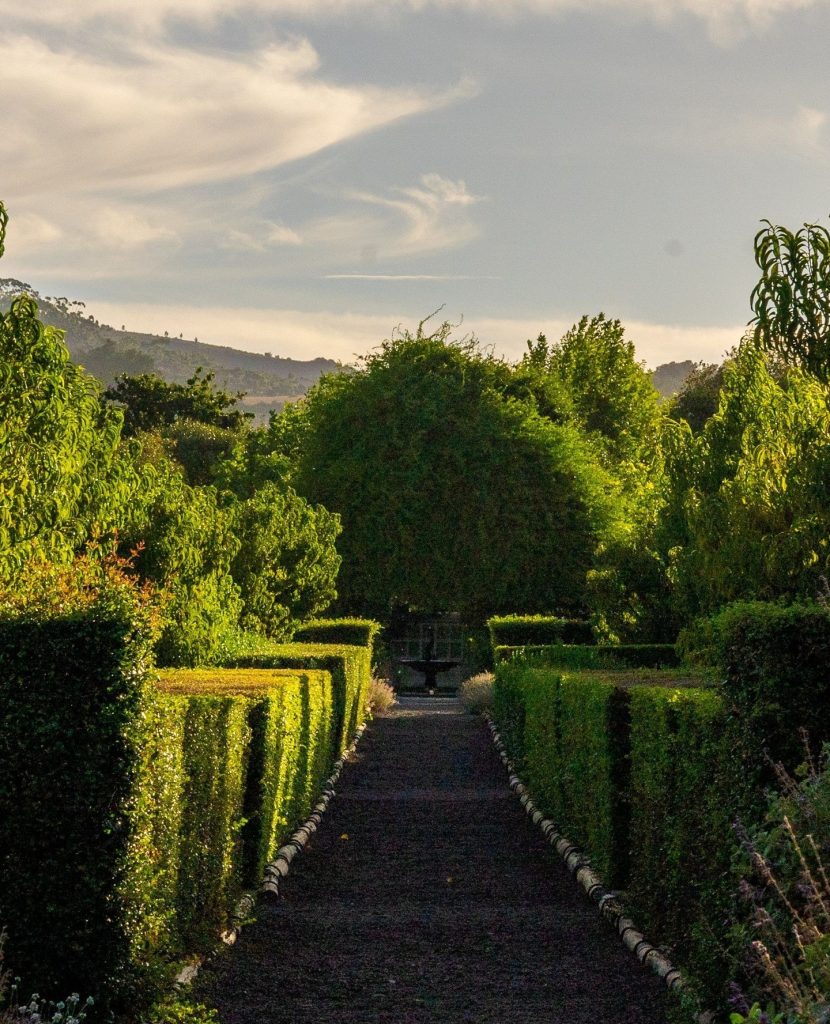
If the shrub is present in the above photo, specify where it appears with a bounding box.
[487,614,594,651]
[293,617,381,648]
[492,657,530,769]
[493,657,759,1009]
[0,615,160,1004]
[366,676,396,715]
[157,667,337,887]
[0,613,340,1010]
[458,672,494,713]
[680,601,830,771]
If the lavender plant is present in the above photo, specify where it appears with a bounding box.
[732,738,830,1023]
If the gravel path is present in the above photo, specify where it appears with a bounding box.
[195,697,668,1023]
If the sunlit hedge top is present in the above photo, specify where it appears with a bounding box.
[292,617,381,647]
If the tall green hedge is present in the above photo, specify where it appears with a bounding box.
[157,668,337,889]
[493,660,756,1007]
[626,686,759,999]
[0,618,343,1009]
[292,617,381,648]
[487,614,594,651]
[0,617,161,1001]
[681,600,830,770]
[225,641,372,755]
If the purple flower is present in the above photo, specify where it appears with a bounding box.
[727,981,750,1015]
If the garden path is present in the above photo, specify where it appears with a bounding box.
[195,696,667,1024]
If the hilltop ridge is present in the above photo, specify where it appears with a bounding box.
[0,278,341,421]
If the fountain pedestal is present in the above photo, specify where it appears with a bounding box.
[398,657,459,694]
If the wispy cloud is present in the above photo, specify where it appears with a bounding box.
[0,35,461,199]
[304,173,485,264]
[222,222,303,251]
[0,0,818,42]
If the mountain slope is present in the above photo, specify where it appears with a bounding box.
[0,278,340,421]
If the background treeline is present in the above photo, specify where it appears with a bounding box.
[4,196,830,664]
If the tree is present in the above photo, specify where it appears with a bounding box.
[0,202,141,580]
[105,368,252,435]
[546,314,662,467]
[657,343,830,620]
[230,483,341,638]
[276,321,615,620]
[669,361,725,433]
[750,220,830,382]
[122,453,242,666]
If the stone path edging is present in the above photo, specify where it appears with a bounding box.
[484,713,686,994]
[175,720,369,986]
[260,722,368,905]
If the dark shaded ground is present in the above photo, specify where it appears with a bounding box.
[196,697,667,1023]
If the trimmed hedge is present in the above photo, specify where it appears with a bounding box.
[0,618,344,1009]
[157,668,337,889]
[681,600,830,771]
[494,643,678,669]
[224,642,372,755]
[0,616,165,1002]
[487,615,594,651]
[292,617,381,648]
[493,660,757,1006]
[625,686,756,997]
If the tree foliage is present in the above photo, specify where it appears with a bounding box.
[276,322,615,620]
[122,453,242,666]
[750,220,830,382]
[230,483,341,638]
[658,343,830,620]
[105,368,252,435]
[546,314,663,467]
[0,266,141,578]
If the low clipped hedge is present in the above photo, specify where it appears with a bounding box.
[493,659,757,1007]
[681,600,830,771]
[156,668,337,896]
[493,643,678,668]
[625,686,757,998]
[0,617,344,1010]
[225,642,372,755]
[487,614,594,651]
[292,617,381,648]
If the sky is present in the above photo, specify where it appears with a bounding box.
[2,0,830,367]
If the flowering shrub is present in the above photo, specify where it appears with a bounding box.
[0,931,93,1024]
[732,740,830,1023]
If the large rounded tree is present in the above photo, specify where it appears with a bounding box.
[282,324,615,619]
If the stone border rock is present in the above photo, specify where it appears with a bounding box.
[484,714,686,994]
[175,721,368,985]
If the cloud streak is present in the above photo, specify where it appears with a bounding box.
[0,0,818,41]
[0,35,463,199]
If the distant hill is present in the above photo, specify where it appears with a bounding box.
[651,360,696,398]
[1,278,699,416]
[0,278,341,422]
